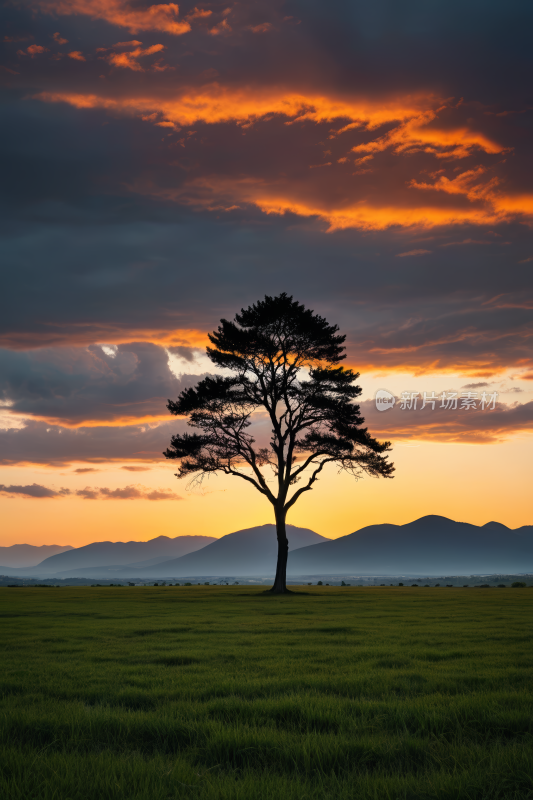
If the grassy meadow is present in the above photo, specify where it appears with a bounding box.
[1,585,532,800]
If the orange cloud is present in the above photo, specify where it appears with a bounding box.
[35,0,190,36]
[67,50,85,61]
[185,7,212,21]
[34,88,533,231]
[21,44,48,56]
[249,22,273,33]
[52,32,68,44]
[111,40,143,47]
[0,325,209,351]
[209,18,232,36]
[352,110,505,160]
[409,168,533,228]
[34,86,438,131]
[396,249,432,257]
[141,173,531,232]
[30,413,171,430]
[410,166,499,200]
[104,43,165,71]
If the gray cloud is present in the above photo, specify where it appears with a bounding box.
[0,418,185,466]
[0,483,68,498]
[0,481,181,500]
[0,0,531,474]
[362,398,533,444]
[75,485,181,501]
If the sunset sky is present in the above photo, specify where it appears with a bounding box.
[1,0,532,548]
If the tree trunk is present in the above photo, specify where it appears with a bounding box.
[268,506,290,593]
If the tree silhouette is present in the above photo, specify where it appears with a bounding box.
[164,294,394,593]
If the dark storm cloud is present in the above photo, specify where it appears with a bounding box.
[0,342,207,423]
[0,0,531,456]
[287,0,533,106]
[1,217,531,375]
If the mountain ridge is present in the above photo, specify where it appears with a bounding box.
[286,515,533,576]
[47,525,329,578]
[0,543,73,568]
[1,535,216,574]
[2,516,532,578]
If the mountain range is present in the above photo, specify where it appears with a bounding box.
[0,526,327,578]
[2,516,532,579]
[287,516,533,576]
[0,543,73,568]
[0,535,215,576]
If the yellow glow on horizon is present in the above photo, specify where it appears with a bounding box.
[1,435,531,548]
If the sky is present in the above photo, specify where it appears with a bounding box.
[1,0,532,547]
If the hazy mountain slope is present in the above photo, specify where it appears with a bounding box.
[0,544,73,568]
[287,515,533,575]
[2,535,216,575]
[125,524,329,578]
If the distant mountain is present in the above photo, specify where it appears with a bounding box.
[4,517,531,579]
[0,535,216,576]
[287,515,533,576]
[0,543,73,568]
[4,524,327,578]
[132,524,329,578]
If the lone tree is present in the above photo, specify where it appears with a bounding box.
[164,294,394,593]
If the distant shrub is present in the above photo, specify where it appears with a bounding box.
[128,583,135,587]
[423,584,430,587]
[398,583,404,587]
[317,581,323,586]
[174,583,180,586]
[153,583,159,586]
[511,581,526,588]
[446,584,453,587]
[463,585,469,587]
[479,584,491,588]
[497,584,506,588]
[204,582,210,586]
[184,582,192,586]
[435,583,440,587]
[411,584,418,587]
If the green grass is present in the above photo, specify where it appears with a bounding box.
[1,586,532,799]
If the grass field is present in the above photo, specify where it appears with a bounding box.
[1,586,532,800]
